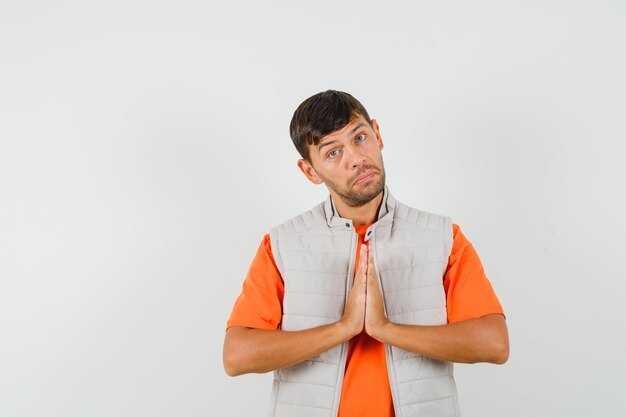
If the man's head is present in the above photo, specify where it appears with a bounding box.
[290,90,386,208]
[290,90,373,162]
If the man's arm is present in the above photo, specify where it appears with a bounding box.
[367,313,509,364]
[224,323,350,376]
[364,246,510,365]
[223,244,369,376]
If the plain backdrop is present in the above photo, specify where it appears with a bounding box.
[1,1,625,416]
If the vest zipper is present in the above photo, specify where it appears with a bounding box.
[331,229,358,417]
[370,235,402,416]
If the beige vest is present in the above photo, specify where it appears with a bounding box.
[268,187,460,417]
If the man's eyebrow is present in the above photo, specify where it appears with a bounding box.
[349,123,366,135]
[318,139,338,152]
[317,123,367,152]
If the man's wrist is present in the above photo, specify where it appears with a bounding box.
[368,320,393,343]
[335,319,360,342]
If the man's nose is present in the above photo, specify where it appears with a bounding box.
[344,144,365,168]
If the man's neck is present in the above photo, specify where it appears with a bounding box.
[332,191,384,226]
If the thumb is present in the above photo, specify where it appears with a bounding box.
[356,243,368,287]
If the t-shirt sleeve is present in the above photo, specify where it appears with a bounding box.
[226,234,284,330]
[444,223,505,323]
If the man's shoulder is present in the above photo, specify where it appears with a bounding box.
[391,197,452,233]
[270,200,327,235]
[266,200,329,274]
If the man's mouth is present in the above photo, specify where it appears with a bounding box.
[354,171,376,185]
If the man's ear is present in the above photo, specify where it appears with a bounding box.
[297,159,324,185]
[370,119,384,151]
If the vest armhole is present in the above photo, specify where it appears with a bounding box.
[442,216,454,266]
[443,216,453,241]
[268,227,285,278]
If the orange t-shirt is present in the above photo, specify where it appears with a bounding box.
[227,223,504,417]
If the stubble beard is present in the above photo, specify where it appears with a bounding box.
[319,162,386,208]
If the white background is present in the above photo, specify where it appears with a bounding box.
[1,1,625,416]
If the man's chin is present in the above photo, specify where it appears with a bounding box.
[342,184,384,207]
[352,178,384,195]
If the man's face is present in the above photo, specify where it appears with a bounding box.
[298,114,386,207]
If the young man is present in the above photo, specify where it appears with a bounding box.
[223,90,509,417]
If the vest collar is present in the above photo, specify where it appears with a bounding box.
[323,186,396,229]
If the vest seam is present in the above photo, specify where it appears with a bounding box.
[284,290,344,296]
[276,401,332,410]
[392,355,446,364]
[383,283,446,294]
[376,241,447,251]
[283,313,342,320]
[392,355,421,363]
[281,222,317,234]
[283,268,345,275]
[396,373,454,382]
[388,305,447,315]
[392,220,446,232]
[279,248,351,254]
[278,379,336,388]
[400,395,453,407]
[379,260,445,271]
[303,359,342,365]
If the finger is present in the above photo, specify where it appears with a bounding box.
[367,245,375,270]
[361,243,368,270]
[366,247,374,277]
[367,267,375,290]
[353,244,368,288]
[366,252,379,291]
[360,244,368,281]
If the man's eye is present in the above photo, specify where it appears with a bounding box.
[328,149,340,158]
[356,134,366,142]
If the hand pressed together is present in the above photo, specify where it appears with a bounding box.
[340,243,389,340]
[364,245,390,339]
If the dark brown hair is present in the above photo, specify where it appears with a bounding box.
[289,90,372,161]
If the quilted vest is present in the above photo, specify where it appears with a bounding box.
[267,187,460,417]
